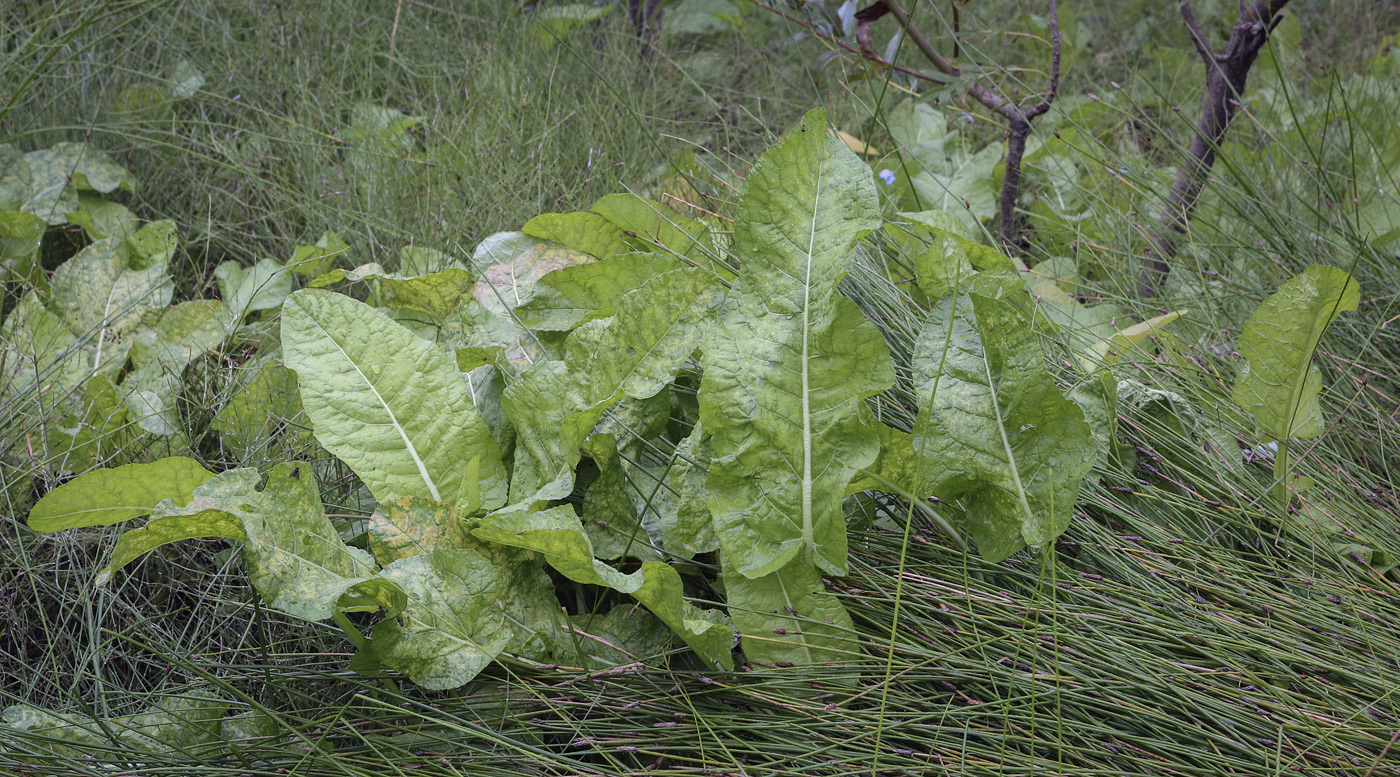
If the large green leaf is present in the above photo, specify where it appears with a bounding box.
[515,252,685,331]
[523,210,631,260]
[215,257,295,322]
[1232,265,1359,441]
[212,362,306,460]
[725,557,857,667]
[27,456,214,532]
[0,292,90,408]
[309,262,473,322]
[49,237,172,374]
[590,193,713,262]
[281,289,507,514]
[122,299,232,435]
[503,267,722,500]
[366,497,565,664]
[100,464,406,620]
[582,433,661,561]
[370,549,514,690]
[565,267,724,401]
[473,505,734,670]
[912,293,1094,561]
[639,422,719,559]
[501,360,607,501]
[699,108,895,579]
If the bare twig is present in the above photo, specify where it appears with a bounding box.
[1180,0,1214,65]
[756,1,952,85]
[854,0,1061,251]
[1139,0,1294,297]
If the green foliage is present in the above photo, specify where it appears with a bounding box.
[17,109,1239,687]
[1232,265,1360,442]
[912,293,1094,561]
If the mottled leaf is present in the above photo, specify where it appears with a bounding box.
[370,548,512,689]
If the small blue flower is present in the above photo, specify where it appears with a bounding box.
[878,169,896,185]
[958,113,974,123]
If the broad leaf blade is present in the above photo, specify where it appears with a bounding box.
[281,289,507,514]
[474,505,734,670]
[912,293,1094,561]
[725,558,857,667]
[28,456,214,532]
[699,108,894,579]
[370,549,513,690]
[1232,265,1359,441]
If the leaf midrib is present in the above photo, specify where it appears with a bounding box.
[301,299,443,503]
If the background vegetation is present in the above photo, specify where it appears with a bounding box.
[2,0,1399,774]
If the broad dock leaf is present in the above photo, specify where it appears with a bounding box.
[724,557,857,667]
[913,293,1094,561]
[699,108,894,578]
[370,549,513,690]
[474,505,734,670]
[1232,265,1359,441]
[28,456,214,532]
[282,289,507,514]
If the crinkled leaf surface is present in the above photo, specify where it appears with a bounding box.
[515,252,685,331]
[1232,264,1359,441]
[582,434,660,561]
[282,289,507,514]
[473,505,734,670]
[504,267,721,500]
[912,293,1094,561]
[310,262,473,321]
[523,210,631,260]
[565,267,723,401]
[367,497,563,663]
[639,422,719,559]
[27,456,214,532]
[725,557,857,667]
[50,238,172,370]
[370,548,513,690]
[501,359,608,501]
[590,193,713,262]
[699,108,894,578]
